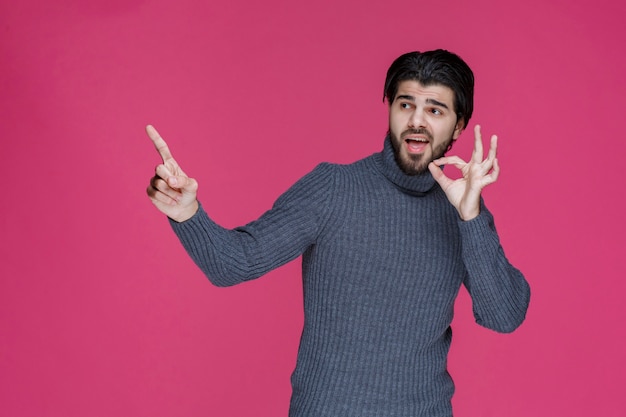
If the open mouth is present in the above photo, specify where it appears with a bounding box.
[405,138,429,153]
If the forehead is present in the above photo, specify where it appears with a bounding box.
[395,80,455,106]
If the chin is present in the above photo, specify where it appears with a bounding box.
[399,155,430,176]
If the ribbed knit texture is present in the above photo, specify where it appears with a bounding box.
[170,136,530,417]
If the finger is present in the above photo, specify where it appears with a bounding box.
[147,184,179,206]
[171,175,198,194]
[472,124,484,163]
[155,163,174,184]
[477,135,498,175]
[480,157,501,186]
[428,162,454,189]
[489,158,500,182]
[150,176,183,201]
[487,134,498,162]
[433,155,467,169]
[146,125,174,162]
[155,163,197,193]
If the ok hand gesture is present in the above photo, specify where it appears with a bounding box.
[146,125,199,222]
[428,125,500,221]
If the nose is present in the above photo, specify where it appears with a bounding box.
[408,108,426,129]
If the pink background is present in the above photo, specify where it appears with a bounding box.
[1,0,625,415]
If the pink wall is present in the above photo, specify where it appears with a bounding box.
[1,0,625,415]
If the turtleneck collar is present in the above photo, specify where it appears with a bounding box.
[372,135,438,196]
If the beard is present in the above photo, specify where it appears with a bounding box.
[389,128,453,176]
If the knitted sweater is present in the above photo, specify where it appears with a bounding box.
[170,136,530,417]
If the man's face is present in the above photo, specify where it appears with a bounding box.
[388,80,464,175]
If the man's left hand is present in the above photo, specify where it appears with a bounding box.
[428,125,500,221]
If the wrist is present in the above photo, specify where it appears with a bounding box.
[171,200,199,223]
[459,207,480,221]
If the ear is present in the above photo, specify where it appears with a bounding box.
[452,117,465,140]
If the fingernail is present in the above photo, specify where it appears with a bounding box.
[169,177,177,186]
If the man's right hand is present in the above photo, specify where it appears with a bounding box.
[146,125,199,222]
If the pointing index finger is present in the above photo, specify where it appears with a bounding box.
[146,124,173,162]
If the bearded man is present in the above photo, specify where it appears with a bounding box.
[147,49,530,417]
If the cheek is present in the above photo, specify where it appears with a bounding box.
[436,121,459,140]
[389,111,406,132]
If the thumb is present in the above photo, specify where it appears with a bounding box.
[167,175,198,194]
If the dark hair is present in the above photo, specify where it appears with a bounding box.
[383,49,474,128]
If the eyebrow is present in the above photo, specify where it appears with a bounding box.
[396,95,450,110]
[425,98,449,109]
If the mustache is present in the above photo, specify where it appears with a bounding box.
[401,128,433,142]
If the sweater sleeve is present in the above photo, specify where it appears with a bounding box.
[458,202,531,333]
[168,163,336,287]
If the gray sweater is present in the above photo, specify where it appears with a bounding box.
[170,137,530,417]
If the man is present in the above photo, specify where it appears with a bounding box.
[147,50,530,417]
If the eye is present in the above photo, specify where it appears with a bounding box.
[430,108,443,115]
[400,102,412,110]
